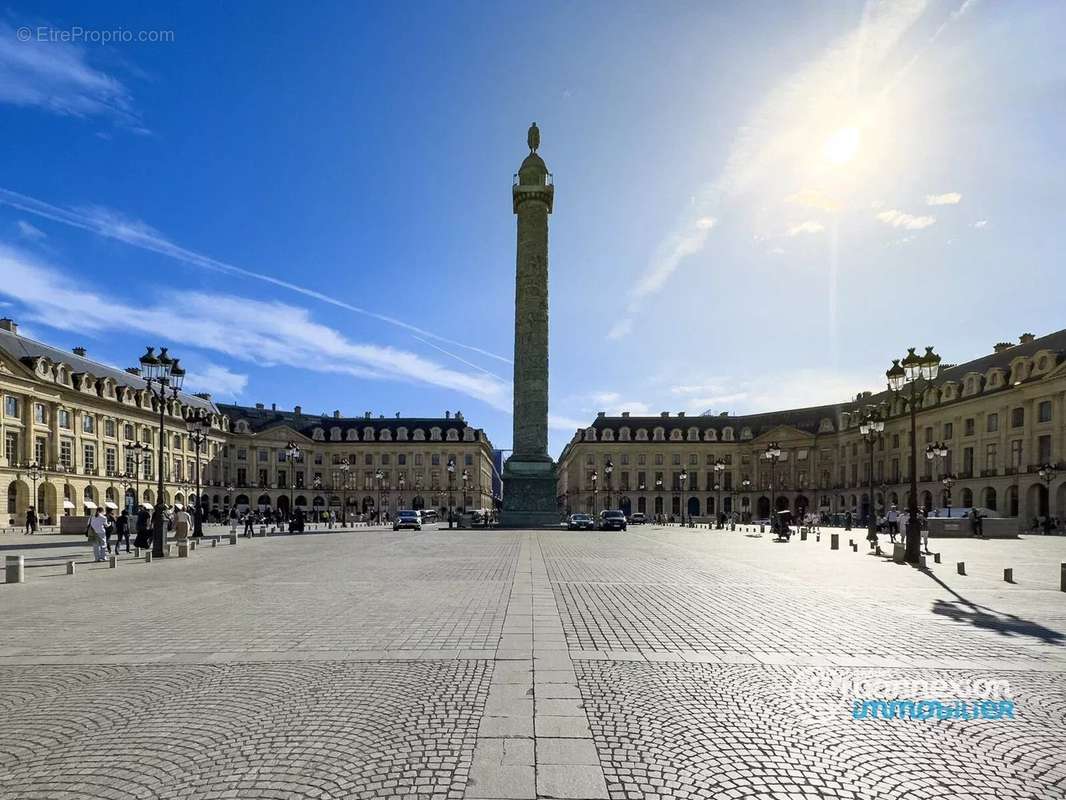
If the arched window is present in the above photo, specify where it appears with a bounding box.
[619,427,631,441]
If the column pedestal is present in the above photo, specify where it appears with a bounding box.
[501,459,558,528]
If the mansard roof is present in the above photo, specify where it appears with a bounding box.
[218,403,481,439]
[0,327,218,412]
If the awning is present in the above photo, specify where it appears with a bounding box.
[83,500,97,509]
[63,500,75,509]
[104,501,118,509]
[173,503,183,510]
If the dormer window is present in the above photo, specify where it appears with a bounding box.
[312,427,325,441]
[619,426,631,441]
[413,428,426,441]
[653,427,665,441]
[329,426,341,441]
[585,427,598,441]
[704,429,717,441]
[363,426,375,441]
[669,428,683,441]
[601,428,614,441]
[722,426,734,441]
[636,428,648,441]
[397,427,408,441]
[446,428,459,441]
[687,427,699,441]
[346,428,358,441]
[430,427,442,441]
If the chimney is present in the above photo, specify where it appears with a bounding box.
[445,411,451,419]
[364,411,371,419]
[255,403,264,410]
[597,411,606,418]
[0,318,17,334]
[293,405,302,416]
[621,411,630,417]
[72,346,87,357]
[660,411,670,417]
[334,410,341,418]
[271,403,276,411]
[194,392,212,400]
[125,367,141,376]
[395,412,400,418]
[1019,332,1035,344]
[678,411,686,418]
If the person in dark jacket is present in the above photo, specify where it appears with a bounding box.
[113,511,131,553]
[25,505,38,534]
[133,506,152,549]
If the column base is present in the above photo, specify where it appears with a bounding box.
[500,459,559,529]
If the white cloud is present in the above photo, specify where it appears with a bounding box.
[16,220,45,240]
[787,220,825,236]
[0,187,510,366]
[0,21,144,129]
[548,414,591,431]
[182,363,248,399]
[630,216,717,301]
[972,219,988,228]
[876,209,936,230]
[925,192,962,205]
[0,244,512,413]
[605,318,634,340]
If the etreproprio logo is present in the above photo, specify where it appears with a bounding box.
[786,670,1016,723]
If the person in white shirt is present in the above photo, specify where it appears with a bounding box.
[886,506,900,543]
[89,509,109,562]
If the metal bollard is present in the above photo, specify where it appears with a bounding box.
[957,561,966,575]
[166,544,175,557]
[1061,563,1066,593]
[212,538,218,548]
[144,551,152,563]
[5,555,24,584]
[178,544,190,558]
[800,530,807,541]
[109,555,117,568]
[229,532,238,545]
[1004,568,1013,583]
[830,534,839,550]
[816,534,821,542]
[260,526,266,536]
[133,547,140,558]
[67,560,76,575]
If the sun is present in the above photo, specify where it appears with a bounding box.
[822,126,860,165]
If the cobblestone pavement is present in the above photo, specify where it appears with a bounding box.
[1,525,1064,799]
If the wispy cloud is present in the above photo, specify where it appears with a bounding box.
[605,318,634,341]
[16,220,45,240]
[787,220,825,236]
[631,216,716,301]
[183,363,248,399]
[0,21,144,130]
[926,192,962,205]
[0,187,511,365]
[876,209,936,230]
[972,219,988,228]
[0,244,512,412]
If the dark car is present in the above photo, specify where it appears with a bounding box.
[393,510,422,531]
[599,509,628,531]
[628,512,646,525]
[567,513,595,530]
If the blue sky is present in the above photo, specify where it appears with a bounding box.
[1,0,1063,456]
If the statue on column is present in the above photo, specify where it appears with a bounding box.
[527,122,540,154]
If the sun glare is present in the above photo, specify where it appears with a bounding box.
[823,126,860,165]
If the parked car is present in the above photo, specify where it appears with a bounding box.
[567,513,595,530]
[628,512,646,525]
[420,509,439,523]
[393,510,423,531]
[599,509,628,531]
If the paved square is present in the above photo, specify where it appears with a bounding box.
[2,525,1065,799]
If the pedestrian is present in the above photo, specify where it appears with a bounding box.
[969,507,983,538]
[920,510,931,554]
[25,505,37,535]
[113,510,131,553]
[175,506,192,540]
[243,511,255,536]
[89,508,109,562]
[104,508,117,552]
[886,505,899,543]
[134,505,152,549]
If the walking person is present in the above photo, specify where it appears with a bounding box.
[89,508,109,562]
[886,505,899,543]
[243,511,255,536]
[133,505,152,550]
[113,510,131,553]
[25,505,37,535]
[104,508,117,552]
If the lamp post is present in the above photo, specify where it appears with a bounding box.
[655,476,663,522]
[741,477,751,523]
[375,468,384,523]
[1038,463,1055,524]
[591,470,598,515]
[679,468,688,525]
[713,458,726,528]
[605,459,613,510]
[338,458,350,525]
[886,346,942,565]
[285,440,301,523]
[461,469,469,512]
[925,441,949,516]
[763,442,782,531]
[859,412,885,539]
[185,410,208,537]
[126,440,147,510]
[22,461,44,522]
[139,346,185,558]
[398,475,406,511]
[447,458,455,523]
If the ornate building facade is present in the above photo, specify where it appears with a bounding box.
[558,331,1066,527]
[0,319,495,525]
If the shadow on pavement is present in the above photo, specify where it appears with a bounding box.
[924,568,1065,645]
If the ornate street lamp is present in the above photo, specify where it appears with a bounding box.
[1038,464,1055,522]
[859,411,885,538]
[337,458,351,525]
[679,468,688,525]
[887,345,941,564]
[925,440,949,516]
[21,461,44,522]
[447,458,456,521]
[712,457,726,528]
[375,468,385,523]
[461,469,469,512]
[139,346,184,558]
[185,409,209,537]
[591,470,598,514]
[763,442,782,531]
[125,440,147,510]
[398,475,406,511]
[604,459,614,510]
[285,440,301,522]
[741,476,751,523]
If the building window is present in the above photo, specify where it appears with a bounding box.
[399,454,407,465]
[33,403,46,424]
[963,418,974,436]
[986,414,998,433]
[35,437,46,464]
[83,444,95,473]
[60,440,72,469]
[1038,400,1052,423]
[1011,407,1024,428]
[689,453,698,465]
[4,432,17,464]
[892,434,900,449]
[237,448,247,461]
[962,448,973,475]
[367,454,376,466]
[104,418,116,438]
[123,423,134,440]
[465,454,473,466]
[105,447,116,475]
[414,453,423,466]
[1010,440,1023,468]
[638,454,646,466]
[257,449,268,462]
[82,415,95,434]
[943,422,953,440]
[381,454,390,465]
[1038,435,1052,464]
[654,454,663,466]
[985,443,997,472]
[4,396,19,417]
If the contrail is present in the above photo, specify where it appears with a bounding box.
[0,186,513,365]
